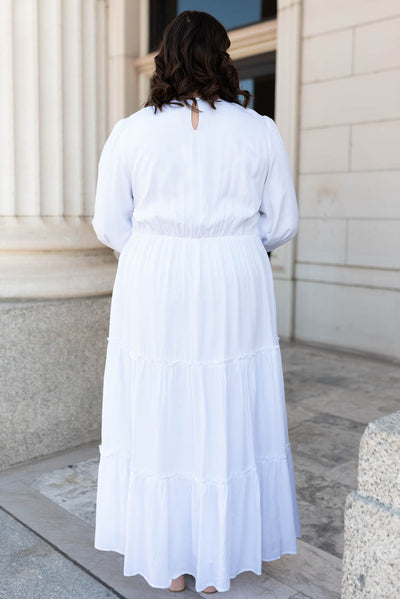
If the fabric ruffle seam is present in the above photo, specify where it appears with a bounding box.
[106,338,280,367]
[98,443,292,485]
[126,460,289,485]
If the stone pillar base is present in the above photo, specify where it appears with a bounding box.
[0,217,117,299]
[1,295,111,470]
[341,412,400,598]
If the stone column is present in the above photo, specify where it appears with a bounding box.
[0,0,140,470]
[272,0,301,339]
[341,411,400,597]
[0,0,117,298]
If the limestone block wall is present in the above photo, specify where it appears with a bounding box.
[294,1,400,360]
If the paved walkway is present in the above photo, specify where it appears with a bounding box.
[1,340,399,598]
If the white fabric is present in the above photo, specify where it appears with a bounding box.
[92,97,302,593]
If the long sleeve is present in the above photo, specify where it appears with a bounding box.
[257,116,299,252]
[92,118,134,253]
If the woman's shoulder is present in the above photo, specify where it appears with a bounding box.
[225,101,273,129]
[124,105,156,124]
[115,107,158,141]
[235,106,282,142]
[246,108,275,132]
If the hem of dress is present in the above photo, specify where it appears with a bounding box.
[94,445,302,584]
[93,543,301,593]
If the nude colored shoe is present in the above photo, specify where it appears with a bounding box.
[168,574,186,592]
[201,586,217,593]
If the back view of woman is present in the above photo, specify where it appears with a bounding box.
[92,10,302,594]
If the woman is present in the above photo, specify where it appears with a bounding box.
[92,10,302,595]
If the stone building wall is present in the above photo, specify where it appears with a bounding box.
[294,1,400,360]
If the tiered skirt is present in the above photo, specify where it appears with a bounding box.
[94,230,302,593]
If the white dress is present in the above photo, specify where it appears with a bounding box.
[92,97,302,593]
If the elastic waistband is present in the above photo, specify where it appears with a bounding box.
[129,230,261,240]
[129,215,262,239]
[126,227,260,241]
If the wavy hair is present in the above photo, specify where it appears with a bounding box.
[144,10,252,113]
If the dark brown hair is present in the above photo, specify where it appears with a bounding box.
[144,10,252,113]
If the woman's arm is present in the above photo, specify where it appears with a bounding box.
[92,118,134,253]
[257,116,299,252]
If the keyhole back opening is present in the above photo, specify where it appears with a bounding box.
[191,99,199,130]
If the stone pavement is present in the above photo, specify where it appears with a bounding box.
[1,340,399,598]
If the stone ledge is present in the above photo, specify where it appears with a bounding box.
[358,411,400,510]
[0,252,117,299]
[0,296,110,469]
[0,216,118,298]
[341,492,400,598]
